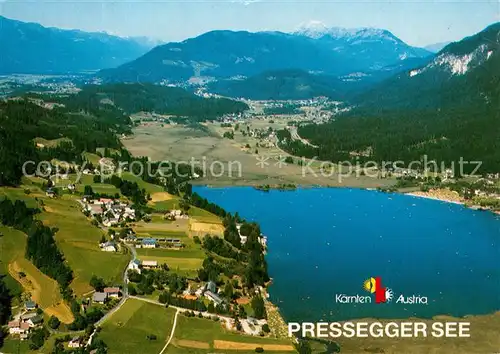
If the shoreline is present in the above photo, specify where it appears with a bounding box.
[405,192,465,205]
[405,190,500,216]
[194,183,500,216]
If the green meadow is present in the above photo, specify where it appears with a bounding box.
[40,195,129,295]
[169,315,295,354]
[99,298,176,354]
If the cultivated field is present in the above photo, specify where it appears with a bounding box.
[1,184,129,297]
[39,195,129,295]
[169,316,295,354]
[99,298,176,354]
[122,120,396,188]
[0,338,32,353]
[0,225,74,323]
[133,218,206,276]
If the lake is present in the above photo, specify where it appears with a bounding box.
[193,186,500,322]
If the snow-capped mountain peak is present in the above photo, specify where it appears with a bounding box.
[294,20,330,39]
[293,21,400,43]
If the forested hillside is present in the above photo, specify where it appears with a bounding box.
[209,69,345,100]
[40,83,248,121]
[278,23,500,174]
[0,100,127,186]
[353,22,500,109]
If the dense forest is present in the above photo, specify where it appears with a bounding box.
[0,100,127,186]
[0,276,11,346]
[280,105,500,173]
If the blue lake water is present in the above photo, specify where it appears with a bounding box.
[193,187,500,322]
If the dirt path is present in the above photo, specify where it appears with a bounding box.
[158,308,180,354]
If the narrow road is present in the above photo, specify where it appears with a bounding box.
[158,309,180,354]
[289,126,318,148]
[94,241,135,328]
[128,296,233,322]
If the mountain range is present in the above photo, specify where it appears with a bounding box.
[0,16,155,74]
[99,26,432,83]
[355,22,500,110]
[285,22,500,173]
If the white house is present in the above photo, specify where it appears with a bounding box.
[100,241,117,252]
[128,259,141,274]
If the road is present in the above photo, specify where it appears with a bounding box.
[289,126,318,148]
[94,241,135,328]
[128,296,233,322]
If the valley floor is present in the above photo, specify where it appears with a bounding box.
[122,118,397,189]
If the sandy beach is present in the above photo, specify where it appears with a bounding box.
[406,188,465,205]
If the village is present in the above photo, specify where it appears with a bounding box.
[74,187,275,340]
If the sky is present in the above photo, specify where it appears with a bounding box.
[0,0,498,47]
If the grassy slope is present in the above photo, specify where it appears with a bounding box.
[121,172,164,194]
[1,183,128,297]
[0,226,24,298]
[39,195,129,295]
[99,299,176,354]
[0,224,73,323]
[170,316,295,354]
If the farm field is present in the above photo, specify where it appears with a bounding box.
[1,184,129,297]
[137,247,205,259]
[150,199,180,212]
[39,195,129,296]
[75,175,121,195]
[168,316,295,354]
[188,206,222,224]
[0,338,32,354]
[136,247,204,276]
[34,137,72,148]
[0,225,74,324]
[132,214,210,275]
[122,120,396,188]
[99,298,176,354]
[133,218,189,234]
